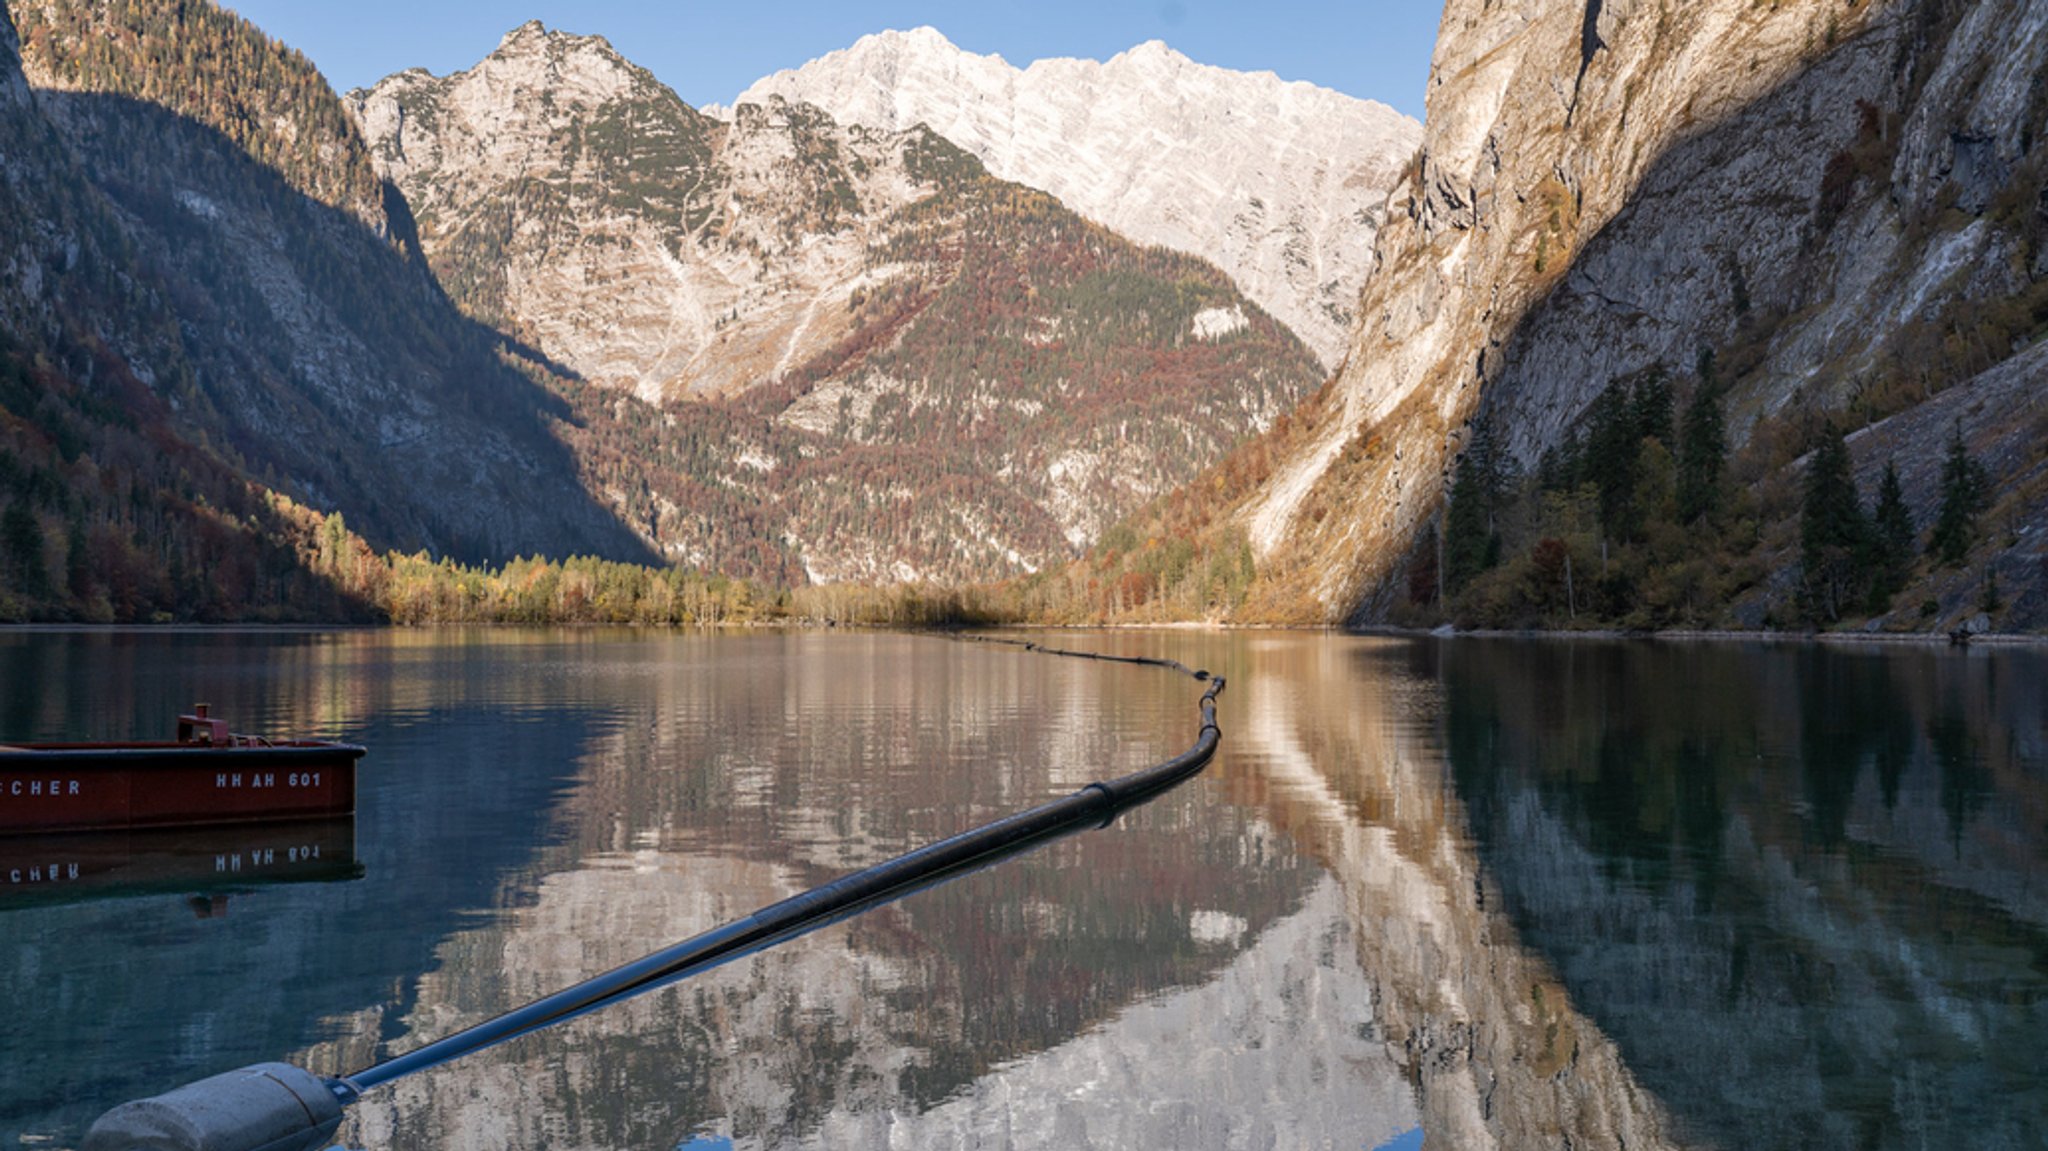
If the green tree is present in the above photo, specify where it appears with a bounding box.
[1444,438,1499,594]
[1,502,50,600]
[1799,426,1871,622]
[1584,381,1649,538]
[1537,433,1579,492]
[1928,419,1988,565]
[1871,459,1915,603]
[1629,369,1675,449]
[66,518,94,603]
[1676,381,1727,524]
[1635,438,1679,528]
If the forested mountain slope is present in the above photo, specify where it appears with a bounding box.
[0,5,364,619]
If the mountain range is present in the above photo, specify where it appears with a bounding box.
[718,27,1422,371]
[348,22,1325,583]
[2,0,2044,632]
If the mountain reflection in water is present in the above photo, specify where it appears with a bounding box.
[1429,638,2048,1150]
[0,630,2041,1149]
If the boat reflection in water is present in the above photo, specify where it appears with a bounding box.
[0,817,361,912]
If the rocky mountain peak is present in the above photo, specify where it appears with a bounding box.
[726,28,1421,369]
[493,19,621,63]
[1109,39,1187,70]
[469,19,647,109]
[347,20,724,245]
[856,25,961,59]
[501,18,550,42]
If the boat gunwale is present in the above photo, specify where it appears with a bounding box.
[0,741,366,759]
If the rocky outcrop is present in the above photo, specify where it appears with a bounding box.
[351,24,1323,584]
[721,27,1422,371]
[1233,0,2048,623]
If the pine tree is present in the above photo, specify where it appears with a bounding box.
[1929,419,1989,565]
[1539,428,1585,493]
[1871,459,1915,602]
[1629,370,1675,448]
[1799,426,1871,622]
[1444,441,1496,595]
[1,502,49,600]
[1676,381,1727,524]
[1584,382,1641,537]
[1463,415,1509,518]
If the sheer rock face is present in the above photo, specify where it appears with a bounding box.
[350,23,927,406]
[350,23,1323,584]
[1233,0,2048,622]
[721,27,1422,371]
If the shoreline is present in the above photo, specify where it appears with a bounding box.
[5,619,2044,648]
[1352,624,2047,647]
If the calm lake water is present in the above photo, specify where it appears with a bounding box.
[0,629,2043,1149]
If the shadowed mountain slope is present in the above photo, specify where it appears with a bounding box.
[0,0,651,583]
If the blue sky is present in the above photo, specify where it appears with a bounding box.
[219,2,1445,119]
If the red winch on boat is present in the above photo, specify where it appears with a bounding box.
[0,704,364,835]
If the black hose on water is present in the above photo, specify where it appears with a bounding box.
[83,639,1227,1151]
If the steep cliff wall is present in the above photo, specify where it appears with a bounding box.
[1238,0,2048,624]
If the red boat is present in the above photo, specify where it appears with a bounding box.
[0,705,364,835]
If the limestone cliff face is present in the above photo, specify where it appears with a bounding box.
[721,27,1423,370]
[1241,0,2048,623]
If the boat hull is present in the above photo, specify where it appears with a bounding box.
[0,743,363,834]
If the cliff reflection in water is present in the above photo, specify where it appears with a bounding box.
[1218,635,1681,1150]
[301,633,1409,1151]
[1430,639,2048,1149]
[6,631,2040,1149]
[312,630,1687,1150]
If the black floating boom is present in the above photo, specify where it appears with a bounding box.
[84,640,1226,1151]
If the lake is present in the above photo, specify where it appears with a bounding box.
[0,629,2043,1149]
